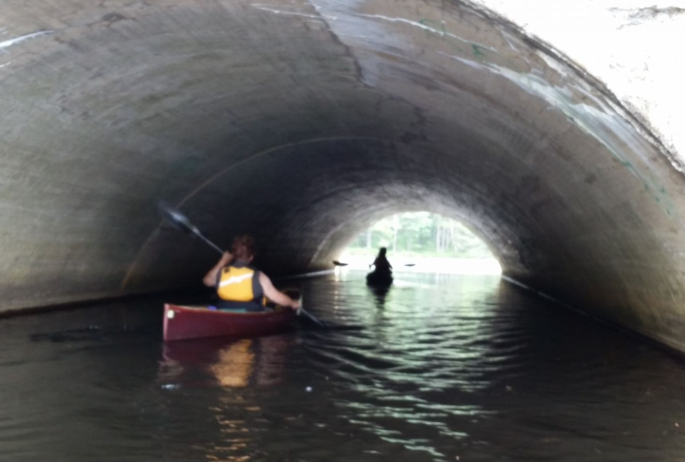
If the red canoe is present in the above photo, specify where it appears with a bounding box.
[163,304,297,342]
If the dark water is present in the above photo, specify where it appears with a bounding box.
[2,271,685,462]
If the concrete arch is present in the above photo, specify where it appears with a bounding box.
[1,0,685,350]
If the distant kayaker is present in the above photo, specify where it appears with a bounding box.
[203,234,300,311]
[370,247,392,275]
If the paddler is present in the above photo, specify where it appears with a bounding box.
[369,247,393,276]
[203,234,300,311]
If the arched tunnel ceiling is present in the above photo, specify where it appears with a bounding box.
[2,0,685,350]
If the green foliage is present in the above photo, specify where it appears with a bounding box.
[348,212,494,258]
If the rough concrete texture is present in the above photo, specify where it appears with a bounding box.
[1,1,685,350]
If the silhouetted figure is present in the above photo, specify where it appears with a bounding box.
[367,247,393,287]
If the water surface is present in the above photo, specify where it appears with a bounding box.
[1,271,685,461]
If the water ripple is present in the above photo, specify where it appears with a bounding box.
[2,272,685,461]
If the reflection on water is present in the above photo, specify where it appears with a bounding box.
[160,335,292,389]
[2,271,685,461]
[369,284,391,309]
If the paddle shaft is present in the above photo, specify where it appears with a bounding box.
[298,307,326,327]
[195,232,224,255]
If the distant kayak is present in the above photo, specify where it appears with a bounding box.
[366,271,393,287]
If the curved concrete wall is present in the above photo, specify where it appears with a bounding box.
[1,1,685,349]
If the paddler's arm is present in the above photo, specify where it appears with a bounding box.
[259,273,301,309]
[203,252,233,287]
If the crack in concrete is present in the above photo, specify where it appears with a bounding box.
[306,0,372,90]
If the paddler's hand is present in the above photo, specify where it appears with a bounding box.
[290,300,301,310]
[204,251,234,287]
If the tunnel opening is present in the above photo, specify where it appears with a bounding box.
[4,1,685,458]
[1,0,685,352]
[336,211,502,274]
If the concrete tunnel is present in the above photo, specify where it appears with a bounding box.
[2,1,685,351]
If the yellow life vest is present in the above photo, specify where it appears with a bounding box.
[217,264,262,302]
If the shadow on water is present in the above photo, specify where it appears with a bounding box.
[2,271,685,461]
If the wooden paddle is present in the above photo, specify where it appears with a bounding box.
[158,202,327,328]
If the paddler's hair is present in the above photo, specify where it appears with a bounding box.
[231,234,257,260]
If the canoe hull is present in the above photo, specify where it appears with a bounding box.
[163,304,297,342]
[366,271,393,287]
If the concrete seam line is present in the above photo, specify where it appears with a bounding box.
[120,136,385,290]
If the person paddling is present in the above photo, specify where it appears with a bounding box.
[367,247,394,287]
[370,247,393,275]
[203,235,300,311]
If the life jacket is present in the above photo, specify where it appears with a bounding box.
[216,261,265,304]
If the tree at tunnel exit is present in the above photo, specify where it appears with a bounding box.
[347,213,494,258]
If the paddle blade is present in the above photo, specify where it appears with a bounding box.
[158,202,199,235]
[404,263,416,267]
[332,260,349,266]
